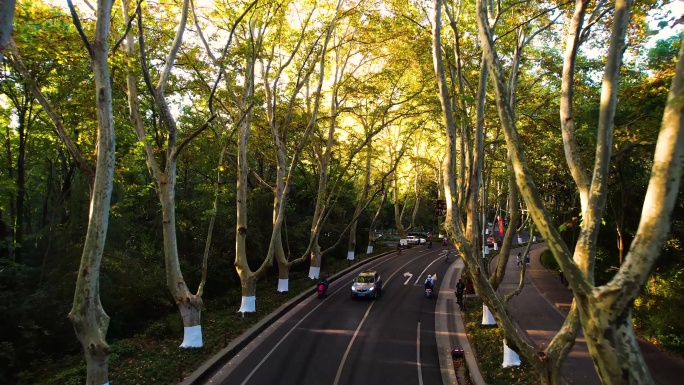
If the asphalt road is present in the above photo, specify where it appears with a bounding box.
[206,245,455,385]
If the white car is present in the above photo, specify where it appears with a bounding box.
[406,235,426,245]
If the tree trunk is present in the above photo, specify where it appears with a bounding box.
[159,182,202,347]
[0,0,15,65]
[67,1,115,382]
[235,52,256,313]
[13,109,26,263]
[275,232,290,292]
[393,173,409,239]
[308,234,323,279]
[581,302,653,384]
[348,146,372,260]
[366,190,387,253]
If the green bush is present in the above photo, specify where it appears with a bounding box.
[41,364,86,385]
[539,249,560,272]
[109,340,139,361]
[144,316,184,340]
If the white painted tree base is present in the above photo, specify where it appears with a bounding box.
[366,245,373,254]
[502,343,521,367]
[347,251,355,261]
[277,279,289,293]
[238,296,256,313]
[493,242,498,250]
[484,246,490,254]
[179,325,203,348]
[308,266,321,279]
[518,237,523,243]
[400,238,408,246]
[533,236,537,242]
[482,305,496,325]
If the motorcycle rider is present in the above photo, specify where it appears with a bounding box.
[424,275,435,290]
[317,276,330,294]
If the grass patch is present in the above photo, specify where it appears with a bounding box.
[464,296,538,385]
[28,248,389,385]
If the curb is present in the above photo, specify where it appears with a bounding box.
[437,260,487,385]
[180,250,395,385]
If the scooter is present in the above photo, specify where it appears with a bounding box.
[425,287,433,298]
[427,241,433,249]
[442,238,448,246]
[317,282,328,298]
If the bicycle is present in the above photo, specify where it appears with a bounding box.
[444,250,451,262]
[397,244,402,255]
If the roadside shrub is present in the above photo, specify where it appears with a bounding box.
[539,249,559,272]
[144,316,184,340]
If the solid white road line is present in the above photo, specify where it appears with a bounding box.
[414,255,444,285]
[417,322,424,385]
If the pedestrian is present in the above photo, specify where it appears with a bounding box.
[516,253,522,267]
[525,252,530,265]
[456,278,466,305]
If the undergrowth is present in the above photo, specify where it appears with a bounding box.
[464,296,538,385]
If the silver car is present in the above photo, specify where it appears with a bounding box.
[351,270,382,299]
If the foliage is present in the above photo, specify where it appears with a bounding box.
[539,249,560,274]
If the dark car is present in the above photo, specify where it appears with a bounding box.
[351,270,382,299]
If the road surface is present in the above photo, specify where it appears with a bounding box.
[205,245,456,385]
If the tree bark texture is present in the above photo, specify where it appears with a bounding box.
[560,0,591,211]
[235,53,256,312]
[348,146,373,258]
[0,0,15,64]
[67,0,115,383]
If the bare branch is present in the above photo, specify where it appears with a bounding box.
[66,0,93,58]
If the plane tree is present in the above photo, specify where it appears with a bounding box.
[470,0,684,383]
[118,0,222,347]
[8,0,117,381]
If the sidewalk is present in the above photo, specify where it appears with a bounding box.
[497,244,600,385]
[497,244,684,385]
